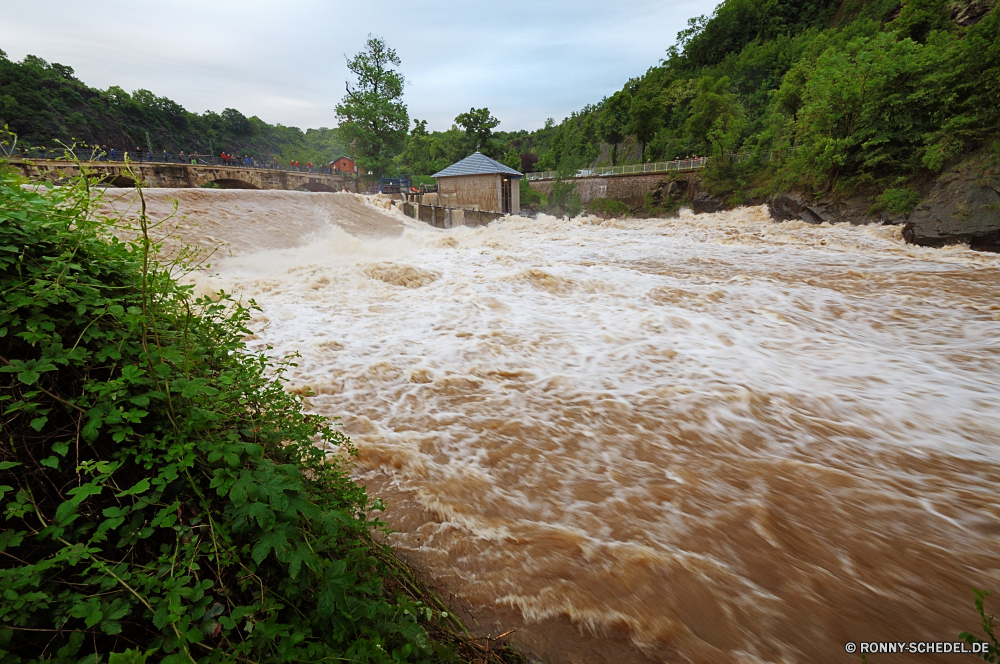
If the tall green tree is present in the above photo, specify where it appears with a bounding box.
[396,119,447,175]
[685,76,745,158]
[628,87,664,161]
[686,76,745,166]
[790,35,891,189]
[336,35,408,177]
[598,91,630,165]
[455,107,500,157]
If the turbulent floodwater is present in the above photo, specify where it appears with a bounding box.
[182,192,1000,663]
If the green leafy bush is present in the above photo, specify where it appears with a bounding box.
[0,168,466,663]
[518,178,541,208]
[961,589,1000,661]
[587,198,630,219]
[549,175,581,217]
[873,187,921,215]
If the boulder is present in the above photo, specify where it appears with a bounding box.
[665,179,689,201]
[693,192,724,214]
[646,177,692,208]
[903,162,1000,252]
[768,191,873,225]
[767,191,811,222]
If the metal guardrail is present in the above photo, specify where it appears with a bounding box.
[526,159,707,181]
[8,148,356,176]
[525,152,782,180]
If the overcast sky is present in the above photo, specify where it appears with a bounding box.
[1,0,717,133]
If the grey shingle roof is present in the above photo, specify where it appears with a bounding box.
[432,151,522,178]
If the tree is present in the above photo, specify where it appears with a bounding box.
[598,91,630,165]
[500,147,521,172]
[628,86,664,161]
[791,36,891,189]
[396,119,445,175]
[336,35,408,177]
[222,107,251,136]
[686,76,744,163]
[455,107,500,157]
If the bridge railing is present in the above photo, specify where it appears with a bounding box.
[10,148,357,177]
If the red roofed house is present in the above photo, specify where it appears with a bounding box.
[329,155,356,174]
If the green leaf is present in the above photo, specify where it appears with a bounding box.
[0,461,20,470]
[30,416,47,432]
[0,530,24,552]
[17,369,39,385]
[116,478,149,497]
[40,455,60,469]
[251,529,289,565]
[52,441,69,456]
[230,481,248,507]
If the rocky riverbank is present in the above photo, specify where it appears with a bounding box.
[626,151,1000,253]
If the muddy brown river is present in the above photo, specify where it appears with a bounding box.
[139,189,1000,663]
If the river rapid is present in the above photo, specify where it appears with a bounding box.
[186,194,1000,663]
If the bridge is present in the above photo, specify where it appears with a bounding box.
[8,159,359,192]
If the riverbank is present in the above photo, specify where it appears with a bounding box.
[0,169,527,663]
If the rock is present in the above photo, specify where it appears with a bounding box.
[693,192,724,214]
[767,191,811,222]
[665,179,689,201]
[903,161,1000,252]
[951,0,991,26]
[768,191,871,225]
[646,177,692,208]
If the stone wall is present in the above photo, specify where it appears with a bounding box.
[529,172,700,208]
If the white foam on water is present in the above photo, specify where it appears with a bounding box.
[192,202,1000,663]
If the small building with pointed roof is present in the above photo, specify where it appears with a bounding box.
[432,152,522,215]
[328,155,356,174]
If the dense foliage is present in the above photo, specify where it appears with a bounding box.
[0,166,484,663]
[492,0,1000,195]
[0,50,345,167]
[393,111,521,177]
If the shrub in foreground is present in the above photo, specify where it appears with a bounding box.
[0,170,464,663]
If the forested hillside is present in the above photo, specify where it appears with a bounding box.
[398,0,999,201]
[0,50,345,166]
